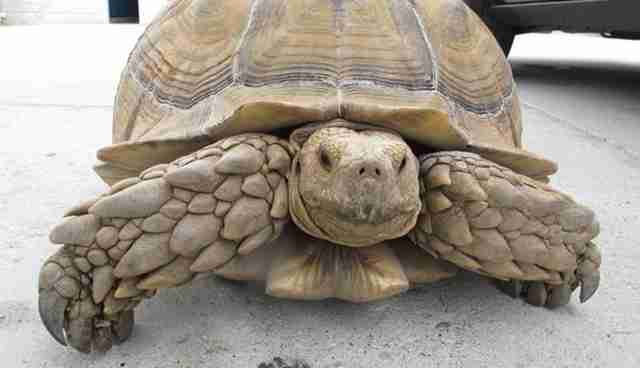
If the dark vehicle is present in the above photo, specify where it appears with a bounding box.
[464,0,640,56]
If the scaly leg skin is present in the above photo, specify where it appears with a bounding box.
[39,247,137,353]
[410,151,601,308]
[39,133,294,353]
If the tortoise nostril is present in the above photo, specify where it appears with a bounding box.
[356,163,384,178]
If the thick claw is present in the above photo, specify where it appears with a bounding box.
[580,273,600,303]
[525,282,548,307]
[112,310,135,344]
[38,289,69,347]
[66,318,93,353]
[93,326,114,353]
[547,284,572,308]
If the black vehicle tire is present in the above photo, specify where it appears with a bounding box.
[464,0,515,57]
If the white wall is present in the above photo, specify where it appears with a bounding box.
[139,0,169,24]
[0,0,110,25]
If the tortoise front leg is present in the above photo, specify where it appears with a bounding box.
[409,151,601,308]
[39,134,294,353]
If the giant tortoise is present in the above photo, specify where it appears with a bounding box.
[38,0,601,353]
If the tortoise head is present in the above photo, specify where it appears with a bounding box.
[289,120,421,247]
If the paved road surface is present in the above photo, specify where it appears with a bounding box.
[0,26,639,367]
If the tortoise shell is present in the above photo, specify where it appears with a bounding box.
[95,0,556,185]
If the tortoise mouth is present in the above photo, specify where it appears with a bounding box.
[305,205,419,247]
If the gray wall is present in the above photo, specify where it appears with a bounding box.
[0,0,109,25]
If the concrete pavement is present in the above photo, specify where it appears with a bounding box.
[0,26,639,367]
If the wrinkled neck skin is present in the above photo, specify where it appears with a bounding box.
[289,120,421,247]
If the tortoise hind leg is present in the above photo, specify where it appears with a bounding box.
[410,151,601,308]
[39,134,294,353]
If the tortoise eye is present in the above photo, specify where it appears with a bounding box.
[319,148,332,171]
[398,155,407,173]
